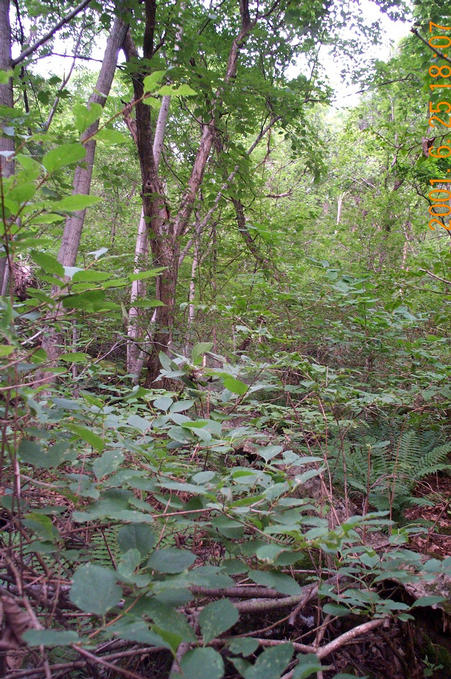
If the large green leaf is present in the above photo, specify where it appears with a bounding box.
[66,423,104,452]
[43,143,86,172]
[219,374,248,395]
[19,439,75,469]
[143,599,196,645]
[245,644,293,679]
[53,194,100,211]
[70,563,121,615]
[199,599,239,643]
[31,250,64,276]
[143,71,165,92]
[229,637,259,657]
[248,570,302,595]
[180,648,224,679]
[147,548,196,573]
[73,102,103,133]
[96,128,129,144]
[292,654,326,679]
[117,524,156,557]
[93,449,124,479]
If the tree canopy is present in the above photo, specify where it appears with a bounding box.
[0,1,450,678]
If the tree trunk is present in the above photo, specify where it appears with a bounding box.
[0,0,14,296]
[57,15,128,268]
[127,95,170,376]
[39,14,128,366]
[125,0,256,386]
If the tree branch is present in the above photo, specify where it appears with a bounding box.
[12,0,94,66]
[411,28,451,65]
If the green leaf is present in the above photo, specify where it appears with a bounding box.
[147,548,196,573]
[0,345,14,357]
[66,423,104,452]
[93,449,124,479]
[248,570,302,595]
[31,250,64,276]
[62,289,114,312]
[72,270,112,282]
[192,342,213,365]
[180,648,224,679]
[245,644,293,679]
[153,396,173,411]
[70,563,121,615]
[96,128,128,144]
[22,629,80,647]
[143,599,196,645]
[220,374,248,395]
[0,70,13,84]
[59,352,90,363]
[322,603,350,617]
[158,84,197,97]
[229,637,259,657]
[16,153,41,179]
[129,267,165,281]
[43,143,86,172]
[19,440,74,469]
[143,71,165,93]
[73,102,103,133]
[7,181,36,203]
[53,194,100,211]
[109,619,169,647]
[411,595,445,607]
[118,524,156,557]
[292,654,326,679]
[199,599,239,643]
[23,512,59,542]
[170,400,194,413]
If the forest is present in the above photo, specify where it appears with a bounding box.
[0,0,450,678]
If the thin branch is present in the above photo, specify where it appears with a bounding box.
[12,0,93,66]
[411,28,451,66]
[179,116,280,265]
[72,645,148,679]
[42,28,84,131]
[419,269,451,285]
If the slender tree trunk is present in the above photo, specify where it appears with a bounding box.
[127,96,170,375]
[40,14,128,365]
[336,191,347,226]
[143,4,255,385]
[125,0,257,386]
[127,3,185,378]
[0,0,14,295]
[57,15,128,268]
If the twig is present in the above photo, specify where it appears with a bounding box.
[419,269,451,285]
[279,618,388,679]
[3,646,164,678]
[12,0,93,66]
[411,28,451,65]
[72,644,148,679]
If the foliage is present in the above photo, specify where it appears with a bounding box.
[1,1,450,678]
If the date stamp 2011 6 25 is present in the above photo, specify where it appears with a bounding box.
[426,21,451,231]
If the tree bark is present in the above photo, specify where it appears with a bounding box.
[0,0,14,296]
[57,15,129,268]
[127,96,170,376]
[145,2,255,385]
[40,13,128,366]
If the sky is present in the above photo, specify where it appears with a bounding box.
[319,0,413,108]
[30,0,412,110]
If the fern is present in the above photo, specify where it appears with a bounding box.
[332,428,450,514]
